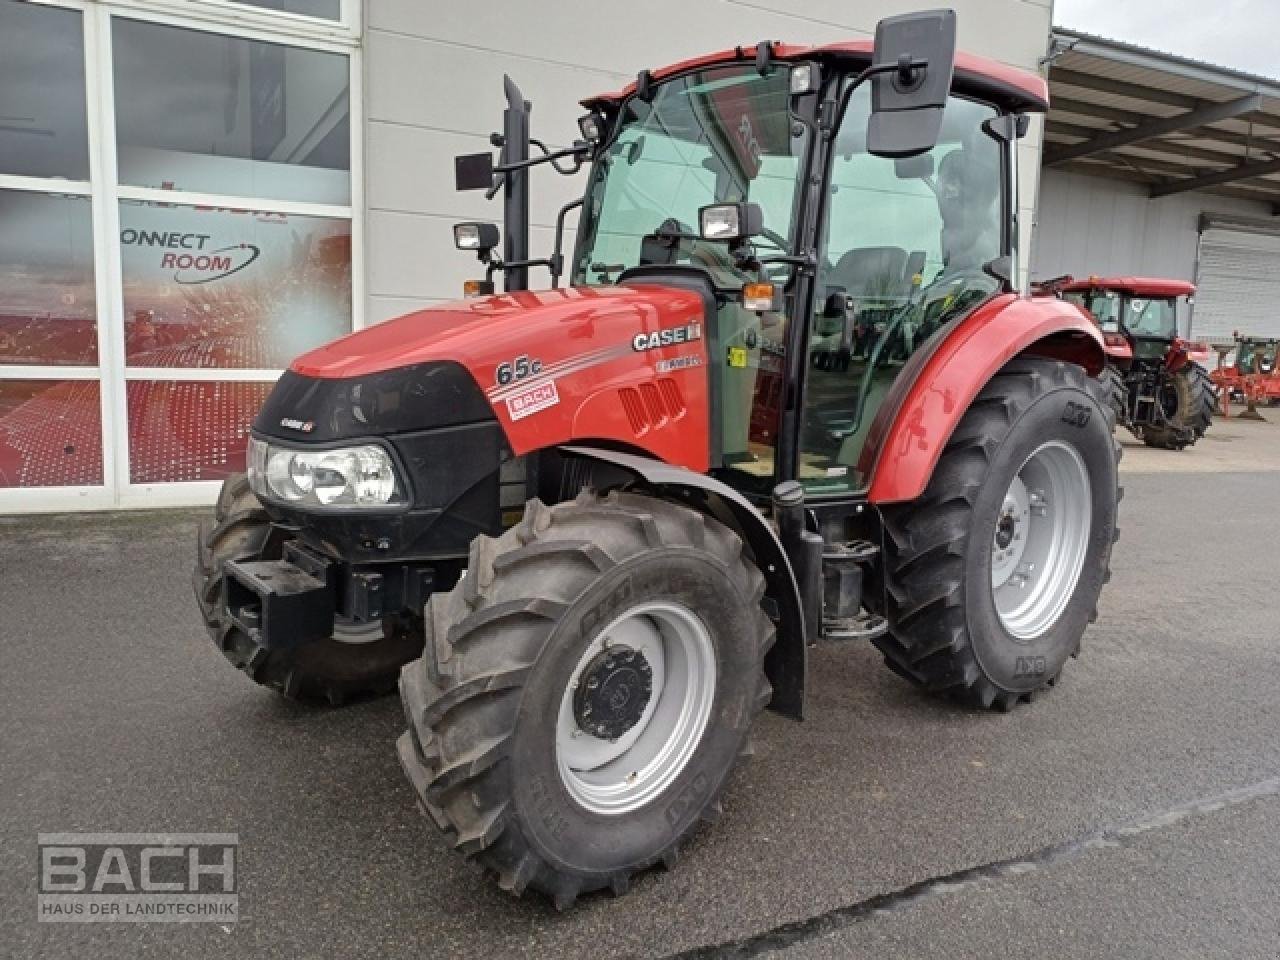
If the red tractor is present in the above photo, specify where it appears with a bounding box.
[1038,276,1215,449]
[194,12,1120,907]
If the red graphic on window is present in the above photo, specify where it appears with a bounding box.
[0,379,273,487]
[0,381,103,488]
[126,381,273,483]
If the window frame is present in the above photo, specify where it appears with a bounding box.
[0,0,363,512]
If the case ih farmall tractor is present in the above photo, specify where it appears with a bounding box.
[194,11,1120,907]
[1042,276,1215,449]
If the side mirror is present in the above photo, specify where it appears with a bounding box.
[867,9,957,158]
[453,221,500,256]
[698,202,764,242]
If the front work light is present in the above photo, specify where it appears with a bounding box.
[578,111,605,143]
[789,63,818,95]
[453,221,500,254]
[698,202,764,242]
[247,437,405,510]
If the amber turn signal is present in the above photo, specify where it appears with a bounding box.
[463,279,494,298]
[742,282,778,312]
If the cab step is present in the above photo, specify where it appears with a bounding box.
[823,610,888,642]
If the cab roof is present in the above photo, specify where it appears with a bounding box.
[582,40,1050,113]
[1058,276,1197,298]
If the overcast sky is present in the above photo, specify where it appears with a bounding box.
[1054,0,1279,79]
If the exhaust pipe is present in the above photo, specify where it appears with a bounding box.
[501,76,531,292]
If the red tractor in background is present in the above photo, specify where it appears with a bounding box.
[193,11,1121,907]
[1211,334,1280,414]
[1038,276,1215,449]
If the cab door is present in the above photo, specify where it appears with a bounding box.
[796,85,1006,494]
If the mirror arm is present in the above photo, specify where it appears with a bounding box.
[829,56,930,137]
[494,143,589,176]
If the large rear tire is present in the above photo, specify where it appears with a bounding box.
[193,473,422,704]
[1141,361,1214,450]
[1099,364,1128,430]
[871,358,1120,710]
[397,490,773,907]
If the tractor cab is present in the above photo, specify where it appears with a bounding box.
[1055,277,1195,363]
[450,16,1046,503]
[566,54,1009,496]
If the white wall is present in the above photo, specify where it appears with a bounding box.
[1030,168,1273,334]
[361,0,1054,321]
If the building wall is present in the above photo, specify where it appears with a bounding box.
[1030,168,1273,333]
[362,0,1054,321]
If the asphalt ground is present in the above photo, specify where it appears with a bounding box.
[2,415,1278,958]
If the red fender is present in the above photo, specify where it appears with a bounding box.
[862,293,1106,505]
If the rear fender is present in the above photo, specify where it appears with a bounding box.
[861,294,1106,505]
[560,445,806,720]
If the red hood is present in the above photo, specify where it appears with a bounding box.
[291,283,713,469]
[291,285,702,380]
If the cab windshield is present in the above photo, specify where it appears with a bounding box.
[1125,297,1177,338]
[1063,291,1178,339]
[573,65,809,285]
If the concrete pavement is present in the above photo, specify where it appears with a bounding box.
[1,417,1278,958]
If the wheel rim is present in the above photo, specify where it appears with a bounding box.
[555,601,716,816]
[990,441,1092,640]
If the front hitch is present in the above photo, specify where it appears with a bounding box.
[223,542,336,649]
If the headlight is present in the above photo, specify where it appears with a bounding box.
[247,437,405,509]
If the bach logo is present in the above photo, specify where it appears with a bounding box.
[38,833,238,923]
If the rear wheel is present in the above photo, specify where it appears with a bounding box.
[1142,362,1214,449]
[193,473,422,704]
[1099,364,1128,430]
[872,358,1120,710]
[397,490,773,907]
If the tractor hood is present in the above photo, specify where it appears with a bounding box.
[266,283,714,468]
[291,285,704,381]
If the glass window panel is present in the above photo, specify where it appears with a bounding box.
[120,200,351,368]
[0,380,102,487]
[127,380,273,483]
[0,0,89,179]
[112,19,351,205]
[0,190,97,365]
[228,0,342,20]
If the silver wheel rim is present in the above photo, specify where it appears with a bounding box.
[990,441,1092,640]
[555,601,716,816]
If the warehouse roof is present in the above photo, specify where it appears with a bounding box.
[1044,29,1280,209]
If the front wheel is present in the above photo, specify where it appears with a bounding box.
[397,491,774,907]
[193,474,423,703]
[872,358,1120,710]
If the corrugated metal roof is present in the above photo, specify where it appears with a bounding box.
[1045,29,1280,208]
